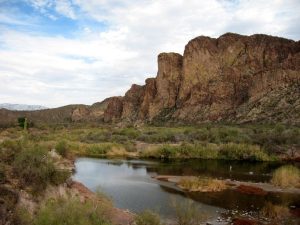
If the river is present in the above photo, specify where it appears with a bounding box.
[73,158,300,224]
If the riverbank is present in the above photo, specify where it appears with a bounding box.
[73,157,300,225]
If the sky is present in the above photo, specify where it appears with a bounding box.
[0,0,299,108]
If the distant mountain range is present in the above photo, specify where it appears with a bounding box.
[0,103,48,111]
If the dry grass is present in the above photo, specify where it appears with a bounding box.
[178,176,227,192]
[271,165,300,188]
[260,202,290,220]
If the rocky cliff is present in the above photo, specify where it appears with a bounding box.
[103,33,300,124]
[0,33,299,126]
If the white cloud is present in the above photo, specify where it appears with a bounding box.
[0,0,299,107]
[55,0,76,19]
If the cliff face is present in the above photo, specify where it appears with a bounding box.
[104,33,300,124]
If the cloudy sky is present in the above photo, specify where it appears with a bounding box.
[0,0,299,108]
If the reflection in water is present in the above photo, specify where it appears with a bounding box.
[73,158,300,221]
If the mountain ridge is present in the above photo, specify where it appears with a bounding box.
[0,103,48,111]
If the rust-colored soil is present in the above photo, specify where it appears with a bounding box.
[236,184,267,196]
[290,208,300,217]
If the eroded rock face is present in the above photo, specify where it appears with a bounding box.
[148,53,183,119]
[103,33,300,124]
[139,78,157,119]
[122,84,145,120]
[104,97,123,122]
[175,33,300,122]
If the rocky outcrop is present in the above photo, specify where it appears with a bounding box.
[103,33,300,124]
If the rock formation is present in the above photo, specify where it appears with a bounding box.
[103,33,300,124]
[0,33,299,126]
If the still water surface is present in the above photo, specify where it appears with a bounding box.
[73,158,300,221]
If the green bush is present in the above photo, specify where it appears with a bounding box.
[172,200,207,225]
[85,143,117,156]
[142,142,274,161]
[55,140,69,157]
[110,134,129,143]
[80,131,111,143]
[115,128,140,139]
[218,143,273,161]
[34,197,111,225]
[13,146,70,192]
[137,130,176,143]
[158,145,177,159]
[18,117,27,129]
[135,210,162,225]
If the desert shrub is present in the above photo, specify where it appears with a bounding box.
[250,125,300,151]
[13,146,70,192]
[137,129,177,143]
[85,143,117,156]
[184,128,209,142]
[0,139,23,163]
[110,134,129,143]
[51,169,71,185]
[158,145,177,159]
[135,210,162,225]
[123,141,137,152]
[12,206,32,225]
[115,128,140,139]
[141,142,274,161]
[259,202,297,224]
[177,143,219,159]
[55,140,69,157]
[218,143,273,161]
[171,199,207,225]
[33,197,111,225]
[80,131,111,143]
[271,165,300,188]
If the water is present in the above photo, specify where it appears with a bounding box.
[73,158,300,222]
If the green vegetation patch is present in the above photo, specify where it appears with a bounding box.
[18,197,112,225]
[13,145,70,192]
[135,210,162,225]
[141,142,275,161]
